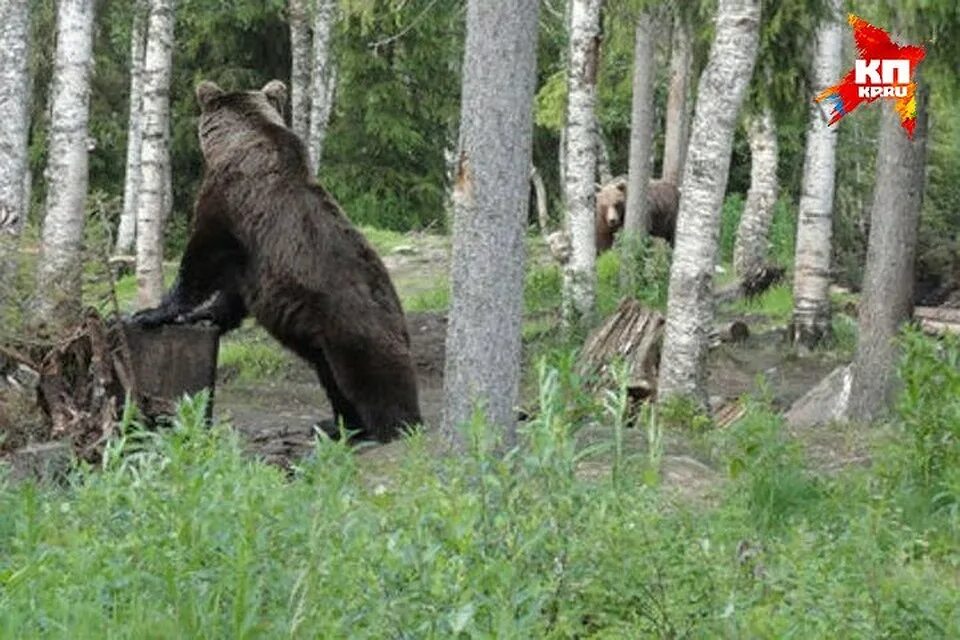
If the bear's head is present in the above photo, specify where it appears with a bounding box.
[596,178,627,231]
[194,79,290,168]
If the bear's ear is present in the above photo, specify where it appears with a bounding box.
[196,81,224,109]
[262,80,288,116]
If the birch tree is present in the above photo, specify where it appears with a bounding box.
[35,0,95,323]
[135,0,176,309]
[658,0,760,405]
[790,0,841,348]
[562,0,603,326]
[442,0,540,445]
[307,0,337,173]
[115,0,148,255]
[847,91,929,421]
[733,106,778,276]
[289,0,312,142]
[0,0,32,316]
[0,0,31,234]
[661,14,692,185]
[622,10,655,239]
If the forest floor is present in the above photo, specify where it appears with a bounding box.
[212,230,860,502]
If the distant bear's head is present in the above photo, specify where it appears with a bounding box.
[596,178,627,231]
[194,80,290,169]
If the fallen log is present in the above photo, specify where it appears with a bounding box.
[913,306,960,336]
[578,298,664,401]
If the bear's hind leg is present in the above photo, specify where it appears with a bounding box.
[306,347,366,439]
[322,339,422,443]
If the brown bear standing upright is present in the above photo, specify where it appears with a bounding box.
[132,80,421,442]
[594,177,680,253]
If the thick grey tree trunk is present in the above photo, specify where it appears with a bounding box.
[661,15,692,184]
[135,0,175,309]
[561,0,602,327]
[0,0,32,235]
[35,0,95,324]
[790,0,842,349]
[733,106,778,276]
[442,0,540,446]
[289,0,312,142]
[658,0,760,405]
[622,10,655,238]
[115,0,148,255]
[307,0,337,174]
[847,90,929,422]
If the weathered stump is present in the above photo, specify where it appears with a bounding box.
[122,322,220,418]
[579,298,665,401]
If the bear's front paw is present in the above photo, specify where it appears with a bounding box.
[128,306,179,329]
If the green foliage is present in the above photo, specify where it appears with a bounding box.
[767,196,797,268]
[729,284,794,325]
[218,327,291,382]
[322,0,463,231]
[3,345,960,636]
[608,233,672,312]
[404,283,450,312]
[895,329,960,496]
[719,193,745,265]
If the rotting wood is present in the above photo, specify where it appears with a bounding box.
[578,298,665,401]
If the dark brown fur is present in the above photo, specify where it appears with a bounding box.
[595,177,679,254]
[132,80,421,442]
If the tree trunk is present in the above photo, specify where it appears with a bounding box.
[657,0,760,406]
[846,90,929,422]
[622,10,655,238]
[0,0,32,318]
[442,0,540,446]
[790,0,842,349]
[307,0,337,174]
[35,0,96,325]
[561,0,602,327]
[661,14,692,184]
[733,107,778,277]
[135,0,176,309]
[115,0,148,256]
[0,0,32,235]
[531,165,549,234]
[288,0,312,143]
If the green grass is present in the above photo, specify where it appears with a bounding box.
[728,283,794,324]
[358,225,420,254]
[404,283,451,312]
[218,325,291,382]
[1,337,959,637]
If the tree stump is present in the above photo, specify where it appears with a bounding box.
[122,322,220,417]
[579,298,665,401]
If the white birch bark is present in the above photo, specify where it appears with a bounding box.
[847,90,929,421]
[661,15,692,184]
[35,0,95,323]
[442,0,540,445]
[307,0,336,174]
[790,0,842,349]
[561,0,602,326]
[135,0,175,309]
[289,0,312,142]
[733,106,778,276]
[658,0,760,405]
[623,10,655,237]
[0,0,32,235]
[115,0,148,255]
